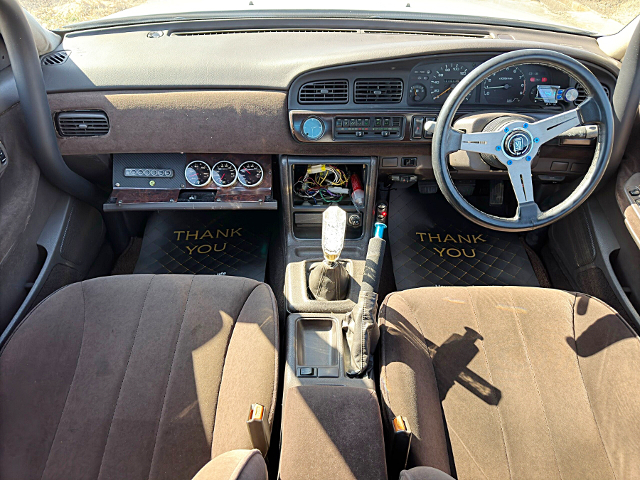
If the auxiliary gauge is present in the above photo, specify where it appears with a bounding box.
[184,160,212,187]
[238,161,264,187]
[211,160,238,187]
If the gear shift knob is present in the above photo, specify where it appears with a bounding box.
[322,205,346,264]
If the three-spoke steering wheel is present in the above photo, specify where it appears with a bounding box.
[432,49,614,232]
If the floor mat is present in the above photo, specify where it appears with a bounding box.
[388,187,539,289]
[134,211,273,281]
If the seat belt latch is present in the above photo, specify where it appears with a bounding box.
[389,416,412,479]
[246,403,270,457]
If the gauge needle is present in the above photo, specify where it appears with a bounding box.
[485,84,511,89]
[433,86,453,99]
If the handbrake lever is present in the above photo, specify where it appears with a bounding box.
[344,223,387,377]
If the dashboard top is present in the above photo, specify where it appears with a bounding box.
[16,18,618,98]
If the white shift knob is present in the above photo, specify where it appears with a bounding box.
[322,205,347,264]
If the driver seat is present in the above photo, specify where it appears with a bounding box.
[379,286,640,479]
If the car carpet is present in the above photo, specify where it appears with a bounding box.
[134,210,273,281]
[388,186,539,289]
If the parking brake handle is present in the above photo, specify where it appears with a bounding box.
[344,223,387,377]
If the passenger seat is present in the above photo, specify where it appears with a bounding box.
[0,274,279,480]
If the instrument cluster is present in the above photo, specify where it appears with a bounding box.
[408,61,576,106]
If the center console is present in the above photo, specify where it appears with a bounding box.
[278,155,391,478]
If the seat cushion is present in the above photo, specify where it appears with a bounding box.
[0,274,278,480]
[379,286,640,480]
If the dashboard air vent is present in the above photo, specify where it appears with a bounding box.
[574,83,610,105]
[56,111,110,137]
[41,50,70,66]
[298,80,348,104]
[354,79,403,104]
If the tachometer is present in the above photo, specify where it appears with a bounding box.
[429,63,471,103]
[482,67,526,103]
[238,161,264,187]
[184,160,211,187]
[211,160,238,187]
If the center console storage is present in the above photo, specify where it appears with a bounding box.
[288,159,369,239]
[285,313,375,392]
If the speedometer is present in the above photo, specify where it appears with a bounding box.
[429,63,471,103]
[482,67,526,103]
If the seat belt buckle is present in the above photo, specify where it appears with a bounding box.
[246,403,270,457]
[389,416,412,479]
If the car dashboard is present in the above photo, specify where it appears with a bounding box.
[7,19,618,212]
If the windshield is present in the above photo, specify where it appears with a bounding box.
[24,0,639,35]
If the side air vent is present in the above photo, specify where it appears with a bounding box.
[354,79,403,104]
[298,80,348,104]
[41,50,70,66]
[574,83,610,105]
[56,111,110,137]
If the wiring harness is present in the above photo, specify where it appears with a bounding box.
[293,165,351,205]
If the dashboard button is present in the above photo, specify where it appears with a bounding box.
[412,117,425,139]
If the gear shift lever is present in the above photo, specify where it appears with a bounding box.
[321,205,346,264]
[308,206,350,301]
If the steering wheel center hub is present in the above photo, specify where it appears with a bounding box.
[502,128,533,159]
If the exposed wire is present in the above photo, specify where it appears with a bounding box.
[294,165,349,204]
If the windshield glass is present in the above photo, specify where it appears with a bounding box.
[24,0,639,35]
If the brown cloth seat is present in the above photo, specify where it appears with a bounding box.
[379,286,640,480]
[0,274,279,480]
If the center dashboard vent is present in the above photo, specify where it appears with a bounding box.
[574,82,610,105]
[298,80,348,104]
[354,79,403,104]
[55,110,110,137]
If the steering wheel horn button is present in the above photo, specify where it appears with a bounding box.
[503,128,533,159]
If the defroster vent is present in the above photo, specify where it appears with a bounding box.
[298,80,348,104]
[41,50,70,66]
[56,111,110,137]
[354,79,403,103]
